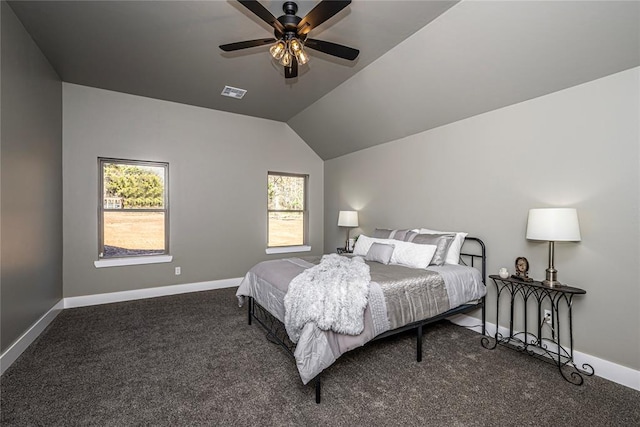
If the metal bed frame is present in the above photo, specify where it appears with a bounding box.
[245,237,487,403]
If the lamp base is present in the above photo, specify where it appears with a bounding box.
[344,229,350,252]
[543,263,561,287]
[542,279,563,288]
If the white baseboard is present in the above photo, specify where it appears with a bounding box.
[64,277,243,308]
[448,313,640,391]
[4,283,638,394]
[0,300,64,375]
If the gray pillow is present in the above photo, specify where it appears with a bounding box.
[411,233,455,266]
[403,231,419,242]
[391,229,412,241]
[365,242,395,265]
[373,228,394,239]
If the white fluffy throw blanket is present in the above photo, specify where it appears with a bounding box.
[284,254,371,343]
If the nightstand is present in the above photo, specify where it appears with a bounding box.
[482,275,594,385]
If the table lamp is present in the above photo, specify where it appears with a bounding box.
[338,210,358,251]
[526,208,581,287]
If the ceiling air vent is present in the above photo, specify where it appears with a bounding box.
[221,85,247,99]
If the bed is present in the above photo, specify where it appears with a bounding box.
[236,232,487,403]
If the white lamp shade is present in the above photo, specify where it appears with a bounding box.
[338,210,358,227]
[526,208,581,241]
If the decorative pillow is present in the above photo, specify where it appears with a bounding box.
[389,240,437,269]
[403,231,419,242]
[373,228,394,239]
[354,235,395,256]
[372,228,416,241]
[365,242,395,265]
[391,229,412,241]
[411,233,455,266]
[419,228,468,265]
[354,235,436,269]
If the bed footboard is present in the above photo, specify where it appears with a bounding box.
[247,296,323,403]
[247,296,296,357]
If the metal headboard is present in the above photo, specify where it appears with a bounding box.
[459,237,486,285]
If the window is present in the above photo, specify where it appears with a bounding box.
[267,172,308,248]
[98,158,169,259]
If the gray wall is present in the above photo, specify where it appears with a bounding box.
[324,68,640,370]
[63,83,324,298]
[1,2,63,352]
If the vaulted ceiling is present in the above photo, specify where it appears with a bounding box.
[8,1,640,160]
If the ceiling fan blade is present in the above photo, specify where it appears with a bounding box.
[219,38,276,52]
[304,39,359,61]
[285,57,298,79]
[238,0,285,34]
[297,0,351,35]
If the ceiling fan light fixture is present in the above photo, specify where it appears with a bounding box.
[279,49,293,67]
[269,40,286,60]
[289,38,302,54]
[294,48,309,65]
[288,37,309,65]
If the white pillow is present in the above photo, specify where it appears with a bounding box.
[353,235,436,269]
[353,235,395,256]
[419,228,468,265]
[388,239,437,269]
[353,234,376,256]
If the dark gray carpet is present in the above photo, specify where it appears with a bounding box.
[2,287,638,426]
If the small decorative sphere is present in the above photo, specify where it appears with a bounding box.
[499,268,509,279]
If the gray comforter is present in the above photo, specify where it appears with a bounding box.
[236,255,485,384]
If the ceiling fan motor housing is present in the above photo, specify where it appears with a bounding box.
[276,1,302,39]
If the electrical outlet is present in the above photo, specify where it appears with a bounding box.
[543,309,552,324]
[175,266,181,276]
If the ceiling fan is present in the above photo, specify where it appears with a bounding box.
[220,0,359,79]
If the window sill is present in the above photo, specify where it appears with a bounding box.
[94,255,173,268]
[265,245,311,255]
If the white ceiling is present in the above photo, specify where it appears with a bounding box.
[8,1,640,160]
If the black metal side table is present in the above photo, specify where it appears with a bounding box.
[482,275,594,385]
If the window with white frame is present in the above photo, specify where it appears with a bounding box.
[267,172,308,247]
[98,158,169,259]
